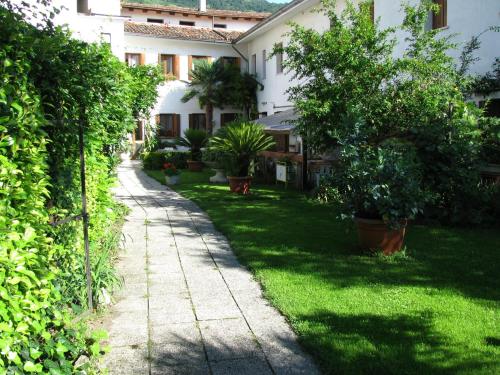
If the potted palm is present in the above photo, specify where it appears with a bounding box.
[177,129,208,172]
[209,122,275,194]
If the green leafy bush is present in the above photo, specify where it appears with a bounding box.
[0,0,161,372]
[142,151,190,169]
[279,0,497,225]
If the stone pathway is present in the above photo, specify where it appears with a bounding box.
[101,160,320,374]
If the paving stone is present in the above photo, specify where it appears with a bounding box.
[210,357,273,375]
[199,318,261,362]
[102,344,149,374]
[103,161,320,375]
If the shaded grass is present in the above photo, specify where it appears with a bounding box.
[146,168,500,374]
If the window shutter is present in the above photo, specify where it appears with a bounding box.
[140,53,145,65]
[174,114,181,137]
[155,114,161,136]
[188,55,193,79]
[174,55,180,79]
[235,57,241,68]
[432,0,447,29]
[189,113,194,129]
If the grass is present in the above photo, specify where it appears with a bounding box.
[146,168,500,374]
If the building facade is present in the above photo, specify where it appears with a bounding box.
[46,0,499,148]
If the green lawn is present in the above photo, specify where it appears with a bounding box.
[146,169,500,374]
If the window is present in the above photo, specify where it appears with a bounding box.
[159,54,177,79]
[180,20,195,26]
[259,112,268,118]
[147,18,164,24]
[77,0,88,13]
[271,134,289,153]
[221,113,238,127]
[134,121,143,141]
[262,50,267,79]
[251,54,257,75]
[189,56,209,79]
[361,1,375,23]
[432,0,447,29]
[214,24,227,29]
[222,56,239,66]
[157,114,181,138]
[189,113,207,130]
[275,42,283,74]
[100,32,111,45]
[125,53,142,67]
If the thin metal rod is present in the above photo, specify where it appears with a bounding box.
[79,115,93,311]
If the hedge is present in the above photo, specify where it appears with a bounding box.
[0,1,161,373]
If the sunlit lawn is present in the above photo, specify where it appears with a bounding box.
[146,168,500,374]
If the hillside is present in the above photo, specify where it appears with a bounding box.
[129,0,288,13]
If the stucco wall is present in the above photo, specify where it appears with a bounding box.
[125,35,243,135]
[239,0,499,116]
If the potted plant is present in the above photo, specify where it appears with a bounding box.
[177,129,208,172]
[326,139,427,254]
[209,122,275,194]
[163,162,180,185]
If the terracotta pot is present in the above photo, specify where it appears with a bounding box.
[355,217,407,255]
[187,160,204,172]
[228,176,252,195]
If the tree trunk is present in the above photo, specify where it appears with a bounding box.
[206,104,213,135]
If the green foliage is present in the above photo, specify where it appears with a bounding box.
[278,0,497,225]
[132,0,285,13]
[209,121,275,176]
[145,171,500,375]
[142,151,190,169]
[0,0,161,372]
[182,58,263,133]
[177,129,208,161]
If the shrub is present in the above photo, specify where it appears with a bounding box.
[278,0,497,225]
[142,151,190,170]
[0,0,161,372]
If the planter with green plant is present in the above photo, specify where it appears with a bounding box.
[177,128,208,171]
[163,162,180,185]
[202,147,230,183]
[210,122,275,194]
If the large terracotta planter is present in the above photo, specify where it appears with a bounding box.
[187,160,204,172]
[355,217,407,255]
[228,176,252,195]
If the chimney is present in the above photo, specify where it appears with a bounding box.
[199,0,206,12]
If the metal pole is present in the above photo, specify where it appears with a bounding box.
[79,115,93,311]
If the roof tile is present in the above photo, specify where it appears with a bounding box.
[124,21,242,43]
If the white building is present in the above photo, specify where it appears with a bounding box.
[44,0,499,149]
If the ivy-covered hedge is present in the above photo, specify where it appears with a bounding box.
[0,1,161,373]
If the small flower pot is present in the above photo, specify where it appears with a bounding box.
[187,160,204,172]
[354,217,407,255]
[165,175,180,185]
[228,176,252,195]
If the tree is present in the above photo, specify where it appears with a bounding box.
[275,0,497,224]
[181,58,226,135]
